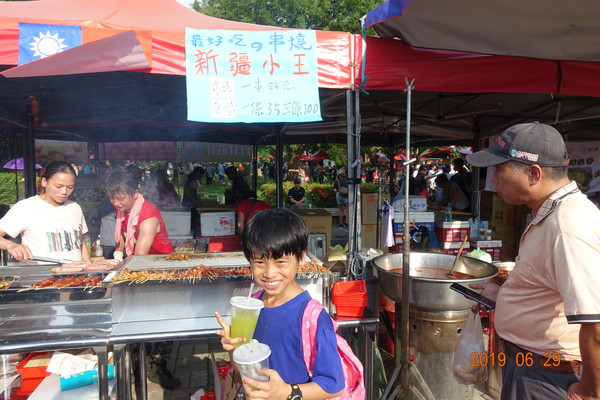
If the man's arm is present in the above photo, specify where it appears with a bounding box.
[237,211,246,234]
[134,217,160,255]
[298,188,306,203]
[568,322,600,399]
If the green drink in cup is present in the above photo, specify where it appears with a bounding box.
[230,296,264,347]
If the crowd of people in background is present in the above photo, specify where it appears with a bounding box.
[392,158,474,212]
[35,155,476,213]
[38,155,476,234]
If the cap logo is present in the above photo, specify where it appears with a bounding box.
[510,149,539,162]
[496,137,506,147]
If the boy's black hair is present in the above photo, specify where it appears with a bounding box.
[241,208,307,262]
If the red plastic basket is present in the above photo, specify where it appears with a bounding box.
[16,352,52,380]
[332,280,366,297]
[332,280,367,318]
[335,304,366,318]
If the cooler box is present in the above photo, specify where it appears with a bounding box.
[393,211,435,233]
[162,210,192,237]
[436,221,470,242]
[470,240,502,262]
[200,211,236,237]
[392,243,404,253]
[442,241,471,256]
[392,195,428,213]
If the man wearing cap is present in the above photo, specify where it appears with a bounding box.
[467,122,600,400]
[288,177,306,208]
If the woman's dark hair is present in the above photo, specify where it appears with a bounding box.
[184,167,205,186]
[105,168,140,197]
[42,161,76,180]
[241,208,307,262]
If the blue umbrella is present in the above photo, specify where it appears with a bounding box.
[3,158,43,170]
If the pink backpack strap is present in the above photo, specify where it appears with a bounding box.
[301,299,338,376]
[251,289,264,299]
[301,299,321,377]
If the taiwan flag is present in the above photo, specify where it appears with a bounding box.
[18,22,82,65]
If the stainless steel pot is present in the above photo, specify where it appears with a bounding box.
[371,251,498,311]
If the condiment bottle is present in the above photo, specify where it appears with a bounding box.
[444,203,453,222]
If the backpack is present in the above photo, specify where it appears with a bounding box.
[301,299,366,399]
[251,291,365,398]
[338,180,349,196]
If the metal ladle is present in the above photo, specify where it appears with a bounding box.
[446,235,470,278]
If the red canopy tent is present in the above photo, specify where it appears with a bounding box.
[348,0,600,144]
[346,35,600,144]
[0,0,358,146]
[353,35,600,97]
[0,0,352,87]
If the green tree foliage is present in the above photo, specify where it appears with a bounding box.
[0,173,23,205]
[192,0,380,33]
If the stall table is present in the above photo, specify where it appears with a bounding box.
[1,254,378,400]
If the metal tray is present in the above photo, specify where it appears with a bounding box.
[0,273,109,291]
[118,253,250,270]
[103,270,252,285]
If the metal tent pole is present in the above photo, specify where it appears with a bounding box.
[24,97,37,198]
[345,89,356,277]
[400,78,415,388]
[252,144,258,194]
[345,89,364,280]
[381,81,436,400]
[275,125,284,208]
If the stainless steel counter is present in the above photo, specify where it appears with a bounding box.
[0,253,330,400]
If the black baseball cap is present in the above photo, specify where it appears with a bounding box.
[467,122,569,168]
[293,177,301,183]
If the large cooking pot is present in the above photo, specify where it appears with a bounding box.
[371,252,498,311]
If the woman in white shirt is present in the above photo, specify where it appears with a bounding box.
[0,161,90,263]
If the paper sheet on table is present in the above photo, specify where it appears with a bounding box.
[46,351,96,376]
[29,374,116,400]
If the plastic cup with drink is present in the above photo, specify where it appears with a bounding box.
[230,296,264,347]
[233,342,271,389]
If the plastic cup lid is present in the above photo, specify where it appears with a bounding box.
[233,342,271,364]
[230,296,264,310]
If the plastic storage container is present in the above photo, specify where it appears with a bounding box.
[435,221,470,242]
[332,280,367,318]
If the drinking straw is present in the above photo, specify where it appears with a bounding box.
[247,282,255,302]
